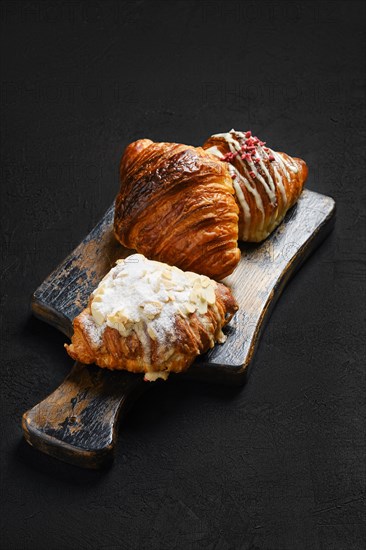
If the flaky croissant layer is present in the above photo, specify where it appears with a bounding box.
[114,139,241,281]
[203,129,308,242]
[65,254,238,380]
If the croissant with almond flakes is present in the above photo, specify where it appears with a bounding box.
[203,129,308,242]
[65,254,238,381]
[114,139,240,280]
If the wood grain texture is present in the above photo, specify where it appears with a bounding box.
[23,189,335,468]
[31,189,335,380]
[22,363,144,469]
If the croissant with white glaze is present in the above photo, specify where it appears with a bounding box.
[65,254,238,381]
[114,139,240,280]
[203,129,308,242]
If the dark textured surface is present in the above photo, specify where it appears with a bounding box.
[0,1,365,549]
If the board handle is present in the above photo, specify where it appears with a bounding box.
[22,362,146,469]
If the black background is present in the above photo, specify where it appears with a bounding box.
[1,1,365,549]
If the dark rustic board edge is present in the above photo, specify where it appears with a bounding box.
[30,204,116,338]
[22,361,147,469]
[31,299,72,337]
[183,196,336,385]
[244,196,336,369]
[30,194,336,385]
[22,416,114,469]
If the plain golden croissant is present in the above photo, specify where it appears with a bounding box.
[114,139,240,280]
[65,254,238,381]
[203,129,308,242]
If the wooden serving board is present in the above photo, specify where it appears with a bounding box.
[23,189,335,468]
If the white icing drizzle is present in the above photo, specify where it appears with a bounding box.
[231,157,265,234]
[271,162,287,206]
[273,150,290,179]
[206,133,267,236]
[206,143,254,237]
[208,129,294,239]
[88,254,224,372]
[282,152,299,173]
[230,166,251,241]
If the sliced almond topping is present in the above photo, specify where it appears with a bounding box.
[193,279,202,290]
[186,302,196,314]
[178,304,188,316]
[217,331,227,344]
[145,312,156,320]
[189,289,199,303]
[107,310,130,326]
[91,303,105,326]
[204,285,216,305]
[147,325,157,340]
[145,301,162,311]
[142,301,162,320]
[116,271,128,278]
[201,277,210,288]
[163,280,176,290]
[111,320,126,333]
[94,286,106,297]
[144,371,169,382]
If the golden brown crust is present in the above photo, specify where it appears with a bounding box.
[65,283,238,374]
[203,133,308,242]
[114,140,240,280]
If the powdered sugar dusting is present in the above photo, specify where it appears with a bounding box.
[83,313,103,347]
[86,254,219,365]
